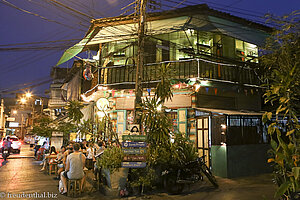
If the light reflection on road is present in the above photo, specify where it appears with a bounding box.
[0,158,8,167]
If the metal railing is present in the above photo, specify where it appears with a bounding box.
[99,58,261,86]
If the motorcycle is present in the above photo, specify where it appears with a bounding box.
[162,156,218,194]
[2,147,10,161]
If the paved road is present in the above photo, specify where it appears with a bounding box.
[0,144,277,200]
[0,144,106,200]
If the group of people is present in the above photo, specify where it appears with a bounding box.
[34,140,105,195]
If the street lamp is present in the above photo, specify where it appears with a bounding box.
[12,110,17,115]
[25,92,32,98]
[20,97,27,104]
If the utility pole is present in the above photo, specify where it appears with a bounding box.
[134,0,147,124]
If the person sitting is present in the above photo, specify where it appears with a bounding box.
[41,146,57,171]
[80,140,87,156]
[53,146,66,180]
[93,141,105,181]
[36,141,47,161]
[85,142,95,170]
[60,143,86,194]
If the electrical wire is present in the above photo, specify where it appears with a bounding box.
[0,28,79,70]
[0,78,52,94]
[162,0,264,23]
[0,50,59,74]
[27,0,90,29]
[0,0,86,32]
[0,39,82,47]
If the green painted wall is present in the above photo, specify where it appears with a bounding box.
[211,144,272,178]
[211,145,227,177]
[227,144,272,178]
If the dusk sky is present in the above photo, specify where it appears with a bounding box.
[0,0,299,97]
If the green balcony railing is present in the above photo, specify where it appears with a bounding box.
[99,58,261,86]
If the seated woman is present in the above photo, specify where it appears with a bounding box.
[60,143,86,194]
[41,146,57,171]
[53,146,66,180]
[86,142,95,170]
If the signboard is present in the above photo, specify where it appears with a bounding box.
[122,135,146,141]
[122,142,147,148]
[122,134,147,168]
[123,155,146,162]
[128,124,140,135]
[164,94,191,108]
[123,148,147,154]
[121,162,147,168]
[6,117,15,122]
[52,132,63,137]
[9,122,19,128]
[116,97,135,110]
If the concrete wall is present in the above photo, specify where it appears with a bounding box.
[211,144,272,178]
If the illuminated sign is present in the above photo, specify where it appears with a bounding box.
[6,117,15,122]
[9,122,19,127]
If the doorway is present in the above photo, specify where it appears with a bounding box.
[196,116,211,167]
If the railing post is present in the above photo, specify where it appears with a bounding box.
[197,58,200,78]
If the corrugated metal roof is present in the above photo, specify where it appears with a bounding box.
[196,108,264,115]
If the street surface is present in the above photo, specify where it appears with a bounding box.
[0,144,277,200]
[0,144,106,200]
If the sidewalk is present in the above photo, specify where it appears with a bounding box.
[24,144,278,200]
[125,173,277,200]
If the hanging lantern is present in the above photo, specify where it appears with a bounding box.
[83,64,94,81]
[112,90,115,97]
[173,84,181,89]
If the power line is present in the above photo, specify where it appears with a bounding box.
[0,39,81,47]
[0,0,86,32]
[162,0,276,27]
[27,0,90,29]
[0,28,80,71]
[47,0,94,19]
[0,50,58,74]
[0,78,52,94]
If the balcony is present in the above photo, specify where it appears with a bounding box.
[99,58,261,87]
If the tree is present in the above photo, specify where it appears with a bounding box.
[261,11,300,200]
[32,114,55,138]
[65,100,84,124]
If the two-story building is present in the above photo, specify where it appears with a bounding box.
[56,4,272,178]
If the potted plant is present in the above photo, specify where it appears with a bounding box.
[97,146,128,196]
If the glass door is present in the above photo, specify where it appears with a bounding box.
[196,116,211,167]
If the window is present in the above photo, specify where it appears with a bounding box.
[235,39,258,63]
[226,115,265,145]
[35,99,42,105]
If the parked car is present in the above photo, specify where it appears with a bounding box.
[0,135,22,153]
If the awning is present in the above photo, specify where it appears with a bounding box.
[196,108,264,115]
[85,15,269,46]
[56,14,269,64]
[187,15,269,46]
[56,29,98,66]
[207,16,269,46]
[86,16,190,45]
